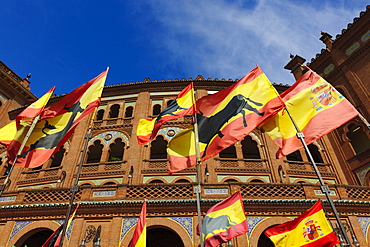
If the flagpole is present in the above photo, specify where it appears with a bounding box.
[191,84,204,247]
[59,111,95,247]
[0,114,41,197]
[358,113,370,130]
[284,107,351,246]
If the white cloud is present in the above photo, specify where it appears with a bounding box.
[139,0,367,84]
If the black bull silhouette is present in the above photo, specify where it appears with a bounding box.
[197,94,264,158]
[20,101,85,158]
[202,214,239,240]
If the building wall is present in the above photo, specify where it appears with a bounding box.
[0,5,370,247]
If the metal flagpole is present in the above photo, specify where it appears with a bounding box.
[191,84,204,247]
[0,114,41,197]
[358,113,370,130]
[59,112,95,247]
[284,107,351,246]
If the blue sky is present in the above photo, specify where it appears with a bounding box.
[1,0,368,98]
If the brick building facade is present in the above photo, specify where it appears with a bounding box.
[0,5,369,247]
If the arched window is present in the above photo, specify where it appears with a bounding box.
[306,144,323,163]
[102,181,117,186]
[286,150,303,161]
[50,145,66,168]
[152,104,161,116]
[219,145,237,158]
[249,179,264,184]
[109,104,120,118]
[124,106,133,118]
[108,138,125,162]
[347,124,370,154]
[150,135,168,159]
[148,179,165,184]
[241,136,261,159]
[224,178,238,183]
[174,179,190,183]
[96,109,104,120]
[86,140,103,163]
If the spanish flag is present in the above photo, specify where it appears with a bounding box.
[7,70,108,168]
[16,86,56,126]
[0,87,55,146]
[136,83,195,145]
[200,191,248,247]
[261,69,359,159]
[265,200,340,247]
[126,200,147,247]
[167,66,284,174]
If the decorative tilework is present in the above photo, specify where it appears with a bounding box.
[143,175,196,183]
[93,190,116,197]
[361,30,370,42]
[120,218,138,241]
[89,131,130,147]
[346,42,360,56]
[358,217,370,243]
[204,188,229,195]
[170,217,193,239]
[314,189,336,196]
[0,93,8,103]
[324,64,335,75]
[66,220,75,240]
[0,196,16,202]
[247,217,267,233]
[158,127,183,141]
[10,221,33,241]
[79,177,123,186]
[356,166,370,186]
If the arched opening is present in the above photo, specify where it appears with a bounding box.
[50,145,66,168]
[150,136,168,159]
[109,104,120,118]
[148,179,165,184]
[125,106,134,118]
[242,136,261,159]
[147,226,184,247]
[306,144,323,163]
[15,228,54,247]
[249,179,264,184]
[86,140,103,163]
[286,150,303,161]
[108,138,125,162]
[96,109,104,120]
[219,145,237,158]
[347,124,370,154]
[102,181,117,186]
[152,104,161,116]
[257,225,277,247]
[174,179,190,183]
[224,178,239,183]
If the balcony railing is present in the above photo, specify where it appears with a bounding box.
[1,183,369,206]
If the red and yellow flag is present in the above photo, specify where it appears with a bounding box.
[261,69,359,159]
[265,200,340,247]
[0,87,55,147]
[200,191,248,247]
[7,70,108,168]
[16,86,55,126]
[126,200,147,247]
[167,66,284,174]
[42,203,80,247]
[136,83,195,145]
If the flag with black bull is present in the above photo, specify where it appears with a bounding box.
[136,82,195,145]
[198,191,248,247]
[167,66,284,174]
[7,70,108,168]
